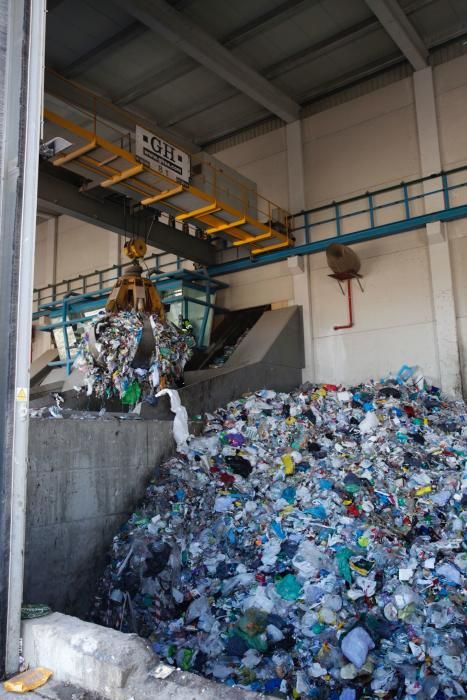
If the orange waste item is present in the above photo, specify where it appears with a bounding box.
[3,667,53,693]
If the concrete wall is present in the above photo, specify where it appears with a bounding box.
[24,417,175,616]
[214,55,467,394]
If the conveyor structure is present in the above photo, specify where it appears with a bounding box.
[43,109,293,256]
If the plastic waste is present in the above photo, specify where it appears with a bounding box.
[91,378,466,698]
[74,310,194,404]
[358,411,378,434]
[3,668,53,693]
[20,604,51,619]
[274,574,302,601]
[341,626,375,668]
[156,388,189,451]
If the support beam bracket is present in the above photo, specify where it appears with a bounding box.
[206,218,246,235]
[100,164,144,188]
[141,185,184,205]
[53,139,97,166]
[365,0,428,70]
[176,202,221,221]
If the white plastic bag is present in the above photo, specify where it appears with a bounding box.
[359,411,379,434]
[341,626,375,668]
[156,388,189,451]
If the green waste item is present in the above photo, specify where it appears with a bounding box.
[344,483,360,494]
[181,648,193,671]
[336,547,354,584]
[239,667,257,684]
[312,622,325,634]
[21,604,52,619]
[275,573,302,601]
[121,381,141,405]
[234,628,268,652]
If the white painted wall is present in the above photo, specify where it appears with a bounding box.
[214,55,467,394]
[33,54,467,393]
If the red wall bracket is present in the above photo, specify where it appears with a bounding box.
[333,278,353,331]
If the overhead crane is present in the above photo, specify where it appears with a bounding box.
[43,109,294,256]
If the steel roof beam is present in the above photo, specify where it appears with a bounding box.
[265,17,379,80]
[115,0,300,123]
[264,0,434,81]
[162,18,383,130]
[38,166,216,265]
[114,0,432,109]
[60,0,196,80]
[365,0,428,70]
[112,0,312,107]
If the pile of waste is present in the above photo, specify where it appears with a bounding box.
[209,329,251,369]
[74,311,194,403]
[92,379,466,699]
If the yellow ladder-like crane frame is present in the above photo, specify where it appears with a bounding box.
[44,109,293,255]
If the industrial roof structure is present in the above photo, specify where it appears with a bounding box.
[45,0,467,151]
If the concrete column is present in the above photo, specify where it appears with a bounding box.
[32,218,58,360]
[0,0,47,674]
[286,120,315,382]
[413,67,462,396]
[286,120,306,214]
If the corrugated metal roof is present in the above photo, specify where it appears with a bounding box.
[44,0,467,149]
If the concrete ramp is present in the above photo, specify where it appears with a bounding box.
[225,304,303,369]
[178,305,304,416]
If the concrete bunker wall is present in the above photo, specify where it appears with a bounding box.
[24,418,175,616]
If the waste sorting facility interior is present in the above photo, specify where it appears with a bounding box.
[1,0,467,696]
[33,0,467,396]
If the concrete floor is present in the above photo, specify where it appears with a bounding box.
[0,679,103,700]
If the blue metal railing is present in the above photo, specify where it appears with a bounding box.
[33,251,182,312]
[34,267,229,375]
[208,164,467,275]
[294,165,467,242]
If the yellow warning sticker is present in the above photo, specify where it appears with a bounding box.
[16,387,28,402]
